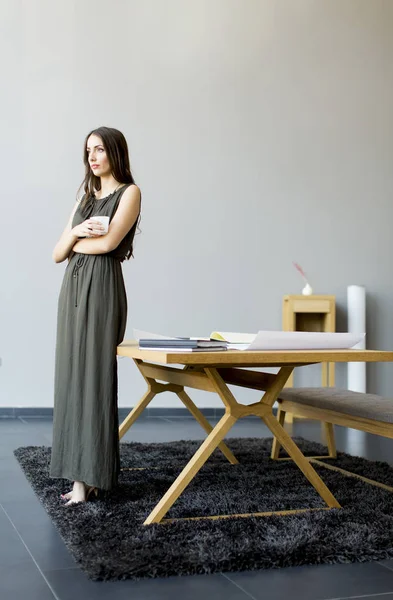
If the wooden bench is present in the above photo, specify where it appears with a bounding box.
[271,387,393,490]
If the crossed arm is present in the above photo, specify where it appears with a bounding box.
[53,185,141,263]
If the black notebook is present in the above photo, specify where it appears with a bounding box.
[139,338,227,349]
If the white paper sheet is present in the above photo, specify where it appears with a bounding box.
[245,331,365,351]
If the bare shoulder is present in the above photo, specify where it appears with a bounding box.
[120,184,141,203]
[108,184,141,240]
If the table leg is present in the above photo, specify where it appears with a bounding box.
[119,388,156,439]
[263,413,341,508]
[144,411,237,525]
[176,389,238,464]
[271,406,337,461]
[270,407,286,459]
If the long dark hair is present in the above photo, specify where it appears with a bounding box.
[78,126,135,207]
[77,126,141,257]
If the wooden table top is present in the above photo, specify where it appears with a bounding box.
[117,341,393,367]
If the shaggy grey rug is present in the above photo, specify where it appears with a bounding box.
[13,437,393,581]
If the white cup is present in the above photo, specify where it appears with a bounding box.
[91,215,109,234]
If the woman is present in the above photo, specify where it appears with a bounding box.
[50,126,141,505]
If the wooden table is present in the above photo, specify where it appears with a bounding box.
[117,342,393,525]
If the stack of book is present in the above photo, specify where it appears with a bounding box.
[138,338,228,352]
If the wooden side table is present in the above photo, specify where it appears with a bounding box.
[282,295,336,389]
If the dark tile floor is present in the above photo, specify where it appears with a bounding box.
[2,415,393,600]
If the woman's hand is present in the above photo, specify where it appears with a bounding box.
[71,219,105,238]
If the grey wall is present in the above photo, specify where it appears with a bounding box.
[2,0,393,409]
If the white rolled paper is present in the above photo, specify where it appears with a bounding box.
[347,285,366,392]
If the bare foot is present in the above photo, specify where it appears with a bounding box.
[60,491,73,501]
[64,481,86,506]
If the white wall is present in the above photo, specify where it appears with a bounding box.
[2,0,393,408]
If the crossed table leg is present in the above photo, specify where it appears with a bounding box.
[119,359,341,525]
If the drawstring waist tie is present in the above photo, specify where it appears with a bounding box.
[72,255,85,307]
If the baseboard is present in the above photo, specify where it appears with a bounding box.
[0,407,224,419]
[0,407,276,419]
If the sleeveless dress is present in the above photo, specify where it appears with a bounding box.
[50,183,139,490]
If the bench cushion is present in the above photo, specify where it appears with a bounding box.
[278,387,393,424]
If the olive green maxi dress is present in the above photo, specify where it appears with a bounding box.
[50,183,139,490]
